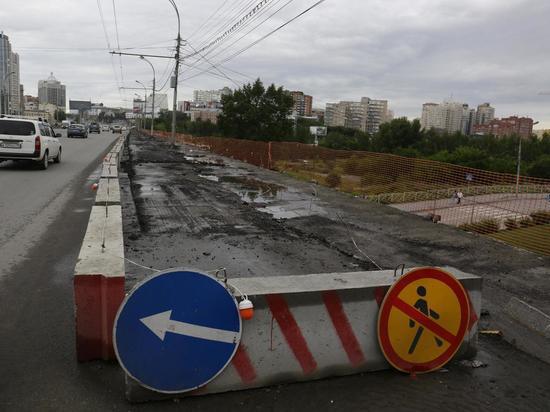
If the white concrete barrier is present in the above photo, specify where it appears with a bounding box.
[74,134,127,361]
[125,267,481,401]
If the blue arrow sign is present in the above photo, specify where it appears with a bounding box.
[113,269,242,394]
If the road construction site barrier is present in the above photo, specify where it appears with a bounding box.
[73,134,127,361]
[152,132,550,256]
[125,267,481,402]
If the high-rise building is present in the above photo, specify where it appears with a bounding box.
[475,103,495,126]
[193,87,231,104]
[0,32,21,115]
[324,97,390,133]
[290,91,313,116]
[38,73,66,109]
[420,101,467,134]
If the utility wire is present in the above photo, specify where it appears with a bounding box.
[185,0,274,59]
[191,0,256,49]
[96,0,122,100]
[111,0,124,82]
[217,0,325,66]
[188,0,294,71]
[180,0,325,83]
[186,0,229,41]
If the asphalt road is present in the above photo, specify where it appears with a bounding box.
[0,129,120,276]
[0,129,123,409]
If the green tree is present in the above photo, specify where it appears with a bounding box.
[218,79,293,141]
[372,118,422,152]
[527,155,550,179]
[54,109,66,122]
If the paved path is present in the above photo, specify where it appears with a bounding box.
[393,192,550,226]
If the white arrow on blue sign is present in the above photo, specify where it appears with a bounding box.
[113,269,242,394]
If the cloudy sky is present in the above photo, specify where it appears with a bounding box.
[1,0,549,127]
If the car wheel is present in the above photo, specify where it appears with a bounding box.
[39,151,49,170]
[54,148,61,164]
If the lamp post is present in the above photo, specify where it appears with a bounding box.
[168,0,181,145]
[135,81,148,132]
[516,120,539,196]
[1,71,15,115]
[140,55,156,136]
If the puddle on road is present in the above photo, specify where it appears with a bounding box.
[198,174,220,182]
[220,176,285,204]
[257,201,327,220]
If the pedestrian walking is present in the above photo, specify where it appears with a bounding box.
[457,190,463,204]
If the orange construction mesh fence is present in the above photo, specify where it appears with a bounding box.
[153,132,550,256]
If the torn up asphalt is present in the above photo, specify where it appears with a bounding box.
[117,131,550,409]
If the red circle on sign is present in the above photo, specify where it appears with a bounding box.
[377,267,470,373]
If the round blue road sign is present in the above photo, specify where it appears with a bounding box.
[113,268,242,393]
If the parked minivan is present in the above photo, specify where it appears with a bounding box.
[0,117,62,170]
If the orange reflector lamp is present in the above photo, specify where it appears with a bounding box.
[238,298,254,320]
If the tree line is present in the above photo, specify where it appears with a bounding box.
[151,79,550,179]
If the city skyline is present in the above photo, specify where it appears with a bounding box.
[0,0,549,127]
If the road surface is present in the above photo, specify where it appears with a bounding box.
[1,131,549,411]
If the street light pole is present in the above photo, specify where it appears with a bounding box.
[1,71,15,115]
[516,121,539,196]
[168,0,181,145]
[136,82,147,131]
[140,56,156,136]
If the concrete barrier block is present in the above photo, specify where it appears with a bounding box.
[505,297,550,339]
[95,178,120,205]
[101,163,118,179]
[74,205,125,361]
[125,267,481,401]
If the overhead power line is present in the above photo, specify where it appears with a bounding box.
[180,0,326,84]
[186,0,230,40]
[112,0,124,82]
[217,0,325,66]
[183,0,274,60]
[187,0,295,72]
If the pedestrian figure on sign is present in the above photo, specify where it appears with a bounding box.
[457,191,463,205]
[408,286,443,354]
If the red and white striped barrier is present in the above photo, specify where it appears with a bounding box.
[74,134,127,362]
[126,267,481,401]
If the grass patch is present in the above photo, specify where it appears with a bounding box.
[489,224,550,256]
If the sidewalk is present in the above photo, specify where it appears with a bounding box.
[118,132,550,408]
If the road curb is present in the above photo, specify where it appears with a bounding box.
[73,133,127,362]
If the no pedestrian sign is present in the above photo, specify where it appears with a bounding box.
[377,267,470,373]
[113,269,242,393]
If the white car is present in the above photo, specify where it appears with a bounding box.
[0,117,62,170]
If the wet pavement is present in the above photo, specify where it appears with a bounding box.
[117,132,550,410]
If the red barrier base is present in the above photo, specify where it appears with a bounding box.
[74,275,125,362]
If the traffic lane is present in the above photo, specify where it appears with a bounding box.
[0,131,120,275]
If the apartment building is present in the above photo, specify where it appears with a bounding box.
[473,116,534,139]
[193,87,231,104]
[325,97,390,133]
[290,91,313,116]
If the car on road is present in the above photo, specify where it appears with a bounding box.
[112,125,122,134]
[102,125,110,132]
[67,124,88,138]
[89,122,100,134]
[0,117,62,170]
